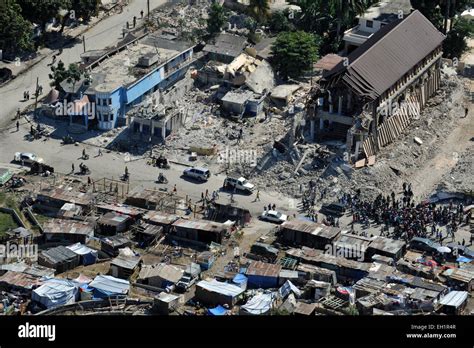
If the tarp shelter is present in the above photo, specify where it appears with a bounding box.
[232,274,248,290]
[278,280,301,299]
[240,292,275,315]
[32,278,78,309]
[89,275,130,299]
[66,243,98,265]
[208,305,228,316]
[457,256,473,263]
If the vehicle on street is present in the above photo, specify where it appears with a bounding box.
[14,152,43,164]
[223,176,255,194]
[260,210,287,224]
[182,167,210,181]
[175,275,197,293]
[320,203,346,217]
[409,237,442,254]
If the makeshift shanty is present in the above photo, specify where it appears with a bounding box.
[0,168,13,186]
[66,243,98,266]
[38,246,80,274]
[280,220,341,249]
[101,235,132,256]
[208,305,228,316]
[153,292,182,314]
[110,248,141,279]
[279,280,302,298]
[196,251,216,270]
[42,219,95,244]
[97,212,132,235]
[366,236,406,260]
[240,292,275,315]
[32,278,79,309]
[133,222,163,247]
[195,280,245,307]
[88,275,130,299]
[171,219,229,245]
[142,211,179,232]
[442,268,474,291]
[0,262,55,279]
[138,263,184,288]
[0,271,43,292]
[246,261,282,289]
[438,291,469,315]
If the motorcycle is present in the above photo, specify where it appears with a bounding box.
[62,135,75,145]
[79,164,90,175]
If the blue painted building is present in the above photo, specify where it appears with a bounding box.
[83,35,195,130]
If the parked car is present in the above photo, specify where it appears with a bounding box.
[223,176,255,194]
[14,152,43,164]
[319,203,346,217]
[250,242,279,262]
[409,237,441,254]
[175,275,197,293]
[260,210,287,224]
[182,167,210,181]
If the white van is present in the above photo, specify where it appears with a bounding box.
[183,167,211,181]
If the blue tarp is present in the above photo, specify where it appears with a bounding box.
[456,256,473,263]
[208,305,227,316]
[233,274,247,284]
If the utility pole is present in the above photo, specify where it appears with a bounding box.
[33,77,39,121]
[147,0,150,20]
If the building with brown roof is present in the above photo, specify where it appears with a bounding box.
[312,10,445,162]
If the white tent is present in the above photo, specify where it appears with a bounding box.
[240,292,275,315]
[32,279,78,309]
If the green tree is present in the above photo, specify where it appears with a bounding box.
[410,0,445,30]
[0,0,34,56]
[66,63,82,92]
[269,10,295,33]
[248,0,270,23]
[271,31,319,79]
[17,0,72,31]
[443,17,474,59]
[207,3,227,37]
[48,60,68,90]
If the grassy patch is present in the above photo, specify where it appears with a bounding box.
[0,212,17,234]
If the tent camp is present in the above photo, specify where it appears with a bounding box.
[240,292,275,315]
[195,280,245,307]
[66,243,98,265]
[32,278,79,309]
[89,274,130,299]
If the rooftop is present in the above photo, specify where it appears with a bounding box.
[281,220,341,240]
[43,219,95,236]
[368,236,406,254]
[203,33,247,58]
[246,261,282,278]
[172,218,229,233]
[143,211,180,225]
[40,246,78,265]
[98,212,131,227]
[89,34,193,93]
[139,263,183,283]
[362,0,413,22]
[37,186,94,206]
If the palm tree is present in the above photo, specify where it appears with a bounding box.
[248,0,270,23]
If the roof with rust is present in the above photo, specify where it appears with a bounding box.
[172,218,229,234]
[37,186,94,206]
[43,218,95,236]
[0,271,42,289]
[246,261,282,278]
[143,211,180,225]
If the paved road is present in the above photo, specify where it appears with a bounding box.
[0,124,300,219]
[0,0,168,129]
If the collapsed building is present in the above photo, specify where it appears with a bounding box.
[311,10,445,162]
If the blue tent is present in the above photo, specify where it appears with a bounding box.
[208,305,228,316]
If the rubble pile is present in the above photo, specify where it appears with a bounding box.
[436,145,474,197]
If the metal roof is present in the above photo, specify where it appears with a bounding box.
[197,279,245,297]
[143,211,179,225]
[439,291,469,308]
[0,271,42,289]
[43,219,95,236]
[96,203,146,217]
[89,275,130,295]
[443,268,474,283]
[326,10,445,99]
[111,254,141,270]
[101,235,131,248]
[40,246,78,264]
[281,220,341,240]
[172,218,229,233]
[139,263,183,283]
[98,212,131,227]
[368,236,406,254]
[314,54,343,71]
[203,33,247,58]
[246,261,282,278]
[37,186,93,206]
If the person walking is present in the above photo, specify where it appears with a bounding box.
[254,190,260,202]
[173,184,177,194]
[16,120,19,132]
[72,163,75,173]
[98,148,103,156]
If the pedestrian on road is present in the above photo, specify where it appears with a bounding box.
[98,149,103,156]
[72,163,75,173]
[23,91,26,100]
[173,184,177,194]
[87,176,91,185]
[272,204,276,210]
[82,149,86,158]
[141,10,144,18]
[254,190,260,202]
[464,107,469,118]
[237,128,243,144]
[17,108,21,119]
[16,120,19,132]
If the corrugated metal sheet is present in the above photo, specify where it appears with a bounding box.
[0,271,42,289]
[246,261,282,278]
[439,291,468,308]
[43,219,95,236]
[281,220,340,240]
[327,10,445,99]
[172,218,228,233]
